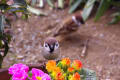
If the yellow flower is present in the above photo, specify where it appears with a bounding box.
[70,72,80,80]
[36,76,42,80]
[72,60,82,70]
[46,60,56,72]
[61,58,71,67]
[51,67,63,80]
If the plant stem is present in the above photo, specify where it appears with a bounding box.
[0,38,9,68]
[0,56,3,68]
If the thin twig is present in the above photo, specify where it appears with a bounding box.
[81,39,89,57]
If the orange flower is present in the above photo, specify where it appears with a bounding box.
[70,72,80,80]
[68,67,74,73]
[56,72,65,80]
[72,60,82,70]
[53,67,61,73]
[46,60,56,72]
[74,72,80,79]
[51,67,63,80]
[61,58,71,66]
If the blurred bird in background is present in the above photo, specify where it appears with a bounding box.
[53,12,85,41]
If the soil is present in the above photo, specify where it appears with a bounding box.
[2,7,120,80]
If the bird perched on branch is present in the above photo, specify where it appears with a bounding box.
[53,13,85,38]
[42,37,60,60]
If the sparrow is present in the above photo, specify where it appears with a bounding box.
[53,13,84,37]
[42,37,60,60]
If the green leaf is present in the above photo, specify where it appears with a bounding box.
[94,0,112,21]
[57,61,62,67]
[0,15,5,33]
[13,0,27,6]
[81,68,98,80]
[0,3,9,10]
[111,1,120,7]
[46,0,54,8]
[9,77,12,80]
[6,3,27,14]
[0,40,3,48]
[1,0,7,4]
[27,5,48,16]
[28,71,32,77]
[109,12,120,24]
[69,0,74,6]
[8,8,26,13]
[31,0,37,6]
[58,0,64,9]
[38,0,44,8]
[21,13,29,20]
[3,39,9,57]
[82,0,96,21]
[69,0,82,14]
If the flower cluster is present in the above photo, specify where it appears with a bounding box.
[8,63,51,80]
[46,60,64,80]
[8,58,83,80]
[9,63,29,80]
[31,68,51,80]
[46,58,82,80]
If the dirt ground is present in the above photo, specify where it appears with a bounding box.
[2,7,120,80]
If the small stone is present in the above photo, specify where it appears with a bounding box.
[17,55,24,59]
[46,30,51,34]
[99,33,104,38]
[9,57,15,61]
[0,52,4,56]
[17,28,22,32]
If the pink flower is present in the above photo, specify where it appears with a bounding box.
[31,68,51,80]
[12,71,28,80]
[8,63,29,75]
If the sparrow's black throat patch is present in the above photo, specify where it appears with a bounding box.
[48,43,55,53]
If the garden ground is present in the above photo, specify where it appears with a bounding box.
[3,7,120,80]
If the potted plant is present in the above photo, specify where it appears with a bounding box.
[0,58,97,80]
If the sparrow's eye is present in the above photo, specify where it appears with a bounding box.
[44,43,48,47]
[55,42,59,48]
[55,43,58,47]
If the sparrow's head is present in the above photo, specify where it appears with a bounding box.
[72,15,85,26]
[43,37,59,53]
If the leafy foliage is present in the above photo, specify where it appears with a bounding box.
[0,0,28,68]
[71,0,120,23]
[82,0,96,21]
[109,12,120,24]
[94,0,112,21]
[69,0,83,14]
[27,0,120,24]
[46,58,97,80]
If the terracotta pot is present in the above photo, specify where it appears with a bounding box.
[0,64,47,80]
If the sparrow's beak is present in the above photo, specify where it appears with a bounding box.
[49,45,54,53]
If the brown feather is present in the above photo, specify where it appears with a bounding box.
[54,13,84,37]
[44,37,57,45]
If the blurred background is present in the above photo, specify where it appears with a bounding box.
[0,0,120,80]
